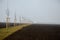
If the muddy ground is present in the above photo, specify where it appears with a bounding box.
[4,24,60,40]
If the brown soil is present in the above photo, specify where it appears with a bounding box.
[4,24,60,40]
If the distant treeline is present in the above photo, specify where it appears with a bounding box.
[0,22,20,28]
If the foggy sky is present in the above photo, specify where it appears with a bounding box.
[0,0,60,24]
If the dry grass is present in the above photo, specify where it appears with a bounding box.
[0,24,31,40]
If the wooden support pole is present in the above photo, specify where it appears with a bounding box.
[6,17,10,29]
[14,19,16,27]
[19,16,21,25]
[14,13,16,27]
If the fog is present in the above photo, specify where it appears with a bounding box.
[0,0,60,24]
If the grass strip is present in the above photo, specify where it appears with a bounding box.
[0,24,31,40]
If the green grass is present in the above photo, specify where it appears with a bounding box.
[0,24,31,40]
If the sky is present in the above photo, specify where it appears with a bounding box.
[0,0,60,24]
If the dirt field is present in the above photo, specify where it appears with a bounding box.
[4,24,60,40]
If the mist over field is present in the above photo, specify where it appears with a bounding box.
[0,0,60,24]
[0,0,60,40]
